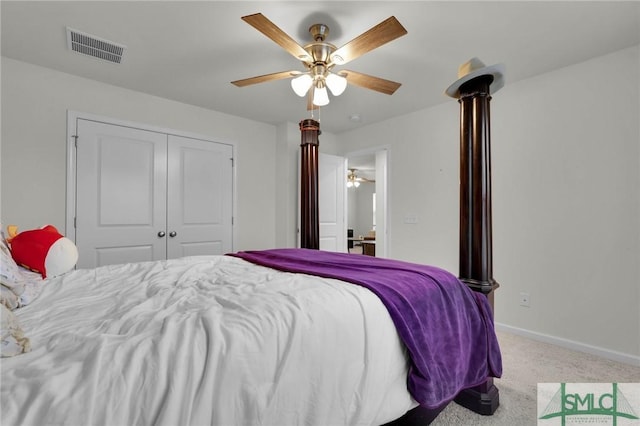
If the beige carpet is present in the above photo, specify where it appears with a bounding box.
[431,330,640,425]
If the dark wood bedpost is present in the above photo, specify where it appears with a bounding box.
[457,75,500,303]
[299,119,320,249]
[446,60,503,416]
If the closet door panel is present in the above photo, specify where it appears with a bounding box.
[75,119,168,268]
[167,135,233,259]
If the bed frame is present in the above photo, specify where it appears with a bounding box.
[299,73,501,424]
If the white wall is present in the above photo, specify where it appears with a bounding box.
[339,102,461,270]
[338,46,640,361]
[492,46,639,361]
[275,122,300,248]
[1,57,277,251]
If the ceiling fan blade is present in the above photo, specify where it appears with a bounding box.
[242,13,311,62]
[231,70,300,87]
[340,70,402,95]
[331,16,407,65]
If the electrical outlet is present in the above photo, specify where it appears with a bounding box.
[519,292,530,307]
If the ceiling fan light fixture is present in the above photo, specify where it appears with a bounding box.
[326,73,347,96]
[312,84,330,106]
[291,74,313,97]
[347,169,362,188]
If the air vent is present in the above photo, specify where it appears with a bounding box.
[66,27,126,64]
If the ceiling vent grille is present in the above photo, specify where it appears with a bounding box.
[66,27,126,64]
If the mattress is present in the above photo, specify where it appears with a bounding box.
[1,254,417,426]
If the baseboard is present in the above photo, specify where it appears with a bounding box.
[495,322,640,367]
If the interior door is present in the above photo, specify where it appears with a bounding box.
[166,135,233,258]
[318,153,347,252]
[75,119,168,268]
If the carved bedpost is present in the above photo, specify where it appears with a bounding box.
[457,76,500,303]
[446,58,504,416]
[299,119,320,249]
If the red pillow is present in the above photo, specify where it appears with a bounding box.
[9,225,78,278]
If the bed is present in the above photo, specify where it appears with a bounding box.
[1,245,501,426]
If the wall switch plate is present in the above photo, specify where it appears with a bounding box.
[404,214,418,224]
[519,292,530,307]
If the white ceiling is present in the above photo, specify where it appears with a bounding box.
[2,1,639,134]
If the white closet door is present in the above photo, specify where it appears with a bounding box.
[166,135,233,258]
[75,119,168,268]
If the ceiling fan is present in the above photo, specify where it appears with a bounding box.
[231,13,407,108]
[347,169,374,188]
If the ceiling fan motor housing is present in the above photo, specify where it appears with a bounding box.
[304,23,338,69]
[309,23,329,41]
[305,42,336,64]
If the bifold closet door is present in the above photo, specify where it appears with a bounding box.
[75,119,168,268]
[166,135,233,258]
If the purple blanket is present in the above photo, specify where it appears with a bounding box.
[229,248,502,408]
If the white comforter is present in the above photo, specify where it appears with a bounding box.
[1,255,416,426]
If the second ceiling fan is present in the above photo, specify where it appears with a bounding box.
[231,13,407,108]
[347,169,374,188]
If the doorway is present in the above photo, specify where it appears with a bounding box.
[346,148,388,257]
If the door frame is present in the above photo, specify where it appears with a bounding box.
[65,110,237,249]
[345,145,390,258]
